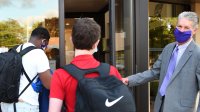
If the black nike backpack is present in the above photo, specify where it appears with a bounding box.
[0,45,37,103]
[62,63,136,112]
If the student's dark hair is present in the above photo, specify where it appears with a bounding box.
[72,18,101,50]
[31,27,50,40]
[51,48,59,56]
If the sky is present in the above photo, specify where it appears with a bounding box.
[0,0,58,25]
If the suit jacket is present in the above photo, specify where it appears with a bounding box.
[128,40,200,112]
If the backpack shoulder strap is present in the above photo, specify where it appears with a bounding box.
[18,44,38,96]
[18,74,38,97]
[82,63,110,77]
[96,63,110,77]
[62,64,85,80]
[19,45,37,56]
[61,63,110,81]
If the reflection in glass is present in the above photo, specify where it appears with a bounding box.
[149,17,177,66]
[65,18,75,64]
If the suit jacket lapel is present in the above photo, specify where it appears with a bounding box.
[168,40,195,83]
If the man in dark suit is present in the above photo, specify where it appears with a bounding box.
[123,11,200,112]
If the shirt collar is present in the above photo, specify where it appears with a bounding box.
[176,38,193,50]
[71,54,100,69]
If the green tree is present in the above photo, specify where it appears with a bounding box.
[0,19,25,48]
[32,21,43,30]
[149,17,177,48]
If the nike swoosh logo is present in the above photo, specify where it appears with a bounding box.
[105,96,124,107]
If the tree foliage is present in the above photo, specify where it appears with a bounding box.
[32,21,43,30]
[149,17,177,67]
[149,17,177,48]
[0,19,25,48]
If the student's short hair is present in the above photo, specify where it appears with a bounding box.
[72,18,101,50]
[178,11,199,29]
[31,27,50,40]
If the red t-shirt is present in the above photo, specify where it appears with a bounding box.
[50,55,122,112]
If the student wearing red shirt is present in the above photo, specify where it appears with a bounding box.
[49,18,122,112]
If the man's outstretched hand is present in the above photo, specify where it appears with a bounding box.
[122,78,129,85]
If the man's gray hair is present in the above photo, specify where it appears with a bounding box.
[178,11,199,29]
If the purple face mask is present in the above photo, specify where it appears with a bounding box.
[174,28,192,43]
[41,39,47,50]
[41,44,47,50]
